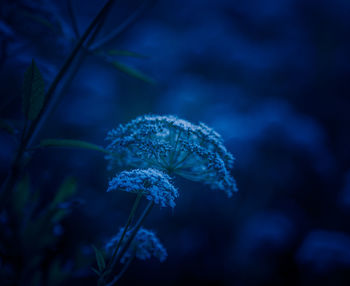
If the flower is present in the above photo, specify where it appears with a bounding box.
[107,168,178,208]
[106,227,167,263]
[106,115,237,197]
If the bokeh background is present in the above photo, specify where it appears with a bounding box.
[1,0,350,285]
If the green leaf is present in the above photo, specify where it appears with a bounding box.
[111,61,156,84]
[50,177,77,209]
[38,139,109,154]
[0,118,16,135]
[30,271,42,286]
[13,174,30,215]
[108,49,148,59]
[22,59,45,120]
[51,208,68,223]
[20,11,60,34]
[91,267,101,276]
[92,245,106,272]
[48,259,68,286]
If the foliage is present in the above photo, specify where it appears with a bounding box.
[22,59,45,121]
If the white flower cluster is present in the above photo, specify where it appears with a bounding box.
[107,168,179,208]
[106,227,167,263]
[106,115,237,197]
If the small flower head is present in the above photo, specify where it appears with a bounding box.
[106,227,167,263]
[106,115,237,197]
[107,168,178,208]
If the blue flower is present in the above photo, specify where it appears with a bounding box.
[106,227,167,263]
[106,115,237,197]
[107,168,178,208]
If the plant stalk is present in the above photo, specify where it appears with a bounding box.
[0,0,117,206]
[105,200,154,284]
[106,254,135,286]
[104,193,142,276]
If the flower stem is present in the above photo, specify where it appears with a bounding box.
[108,193,142,268]
[98,193,142,285]
[105,254,135,286]
[105,200,154,284]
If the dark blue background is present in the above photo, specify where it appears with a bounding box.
[1,0,350,285]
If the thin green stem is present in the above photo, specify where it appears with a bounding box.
[106,200,154,283]
[90,0,150,51]
[24,0,116,148]
[106,254,135,286]
[98,193,142,286]
[108,193,142,269]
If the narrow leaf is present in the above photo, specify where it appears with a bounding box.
[22,59,45,120]
[92,245,106,272]
[108,49,148,59]
[91,267,101,276]
[111,61,155,84]
[48,259,68,286]
[38,139,109,154]
[50,177,77,208]
[51,208,68,223]
[0,118,16,135]
[13,174,30,214]
[20,11,59,34]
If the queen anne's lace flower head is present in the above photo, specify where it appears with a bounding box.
[107,168,178,208]
[106,227,167,263]
[106,115,238,197]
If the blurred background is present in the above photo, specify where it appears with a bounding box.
[1,0,350,285]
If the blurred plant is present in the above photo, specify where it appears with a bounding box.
[0,175,77,285]
[0,1,156,285]
[297,230,350,273]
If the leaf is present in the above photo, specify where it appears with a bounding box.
[51,208,68,223]
[22,59,45,120]
[111,61,156,84]
[30,271,42,286]
[0,118,16,135]
[48,259,69,286]
[38,139,109,154]
[13,174,30,215]
[20,11,60,34]
[50,177,77,209]
[108,49,148,59]
[91,267,101,276]
[92,245,106,272]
